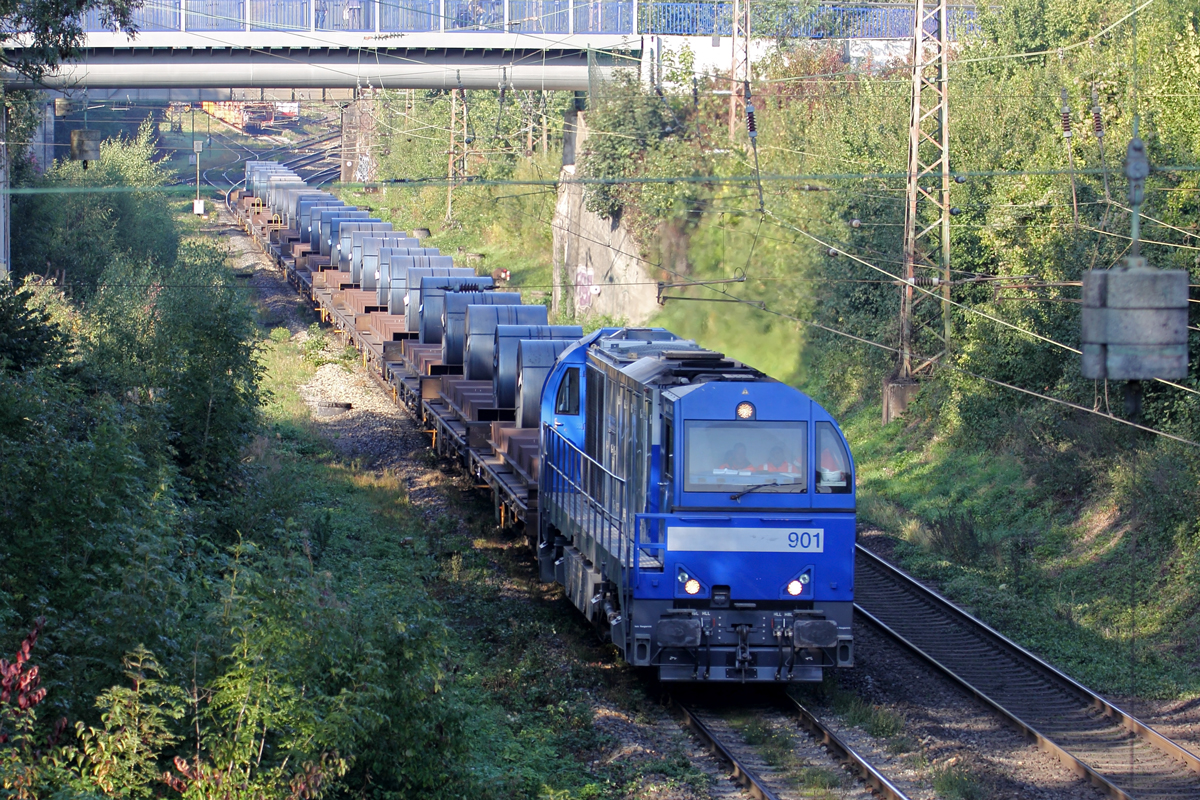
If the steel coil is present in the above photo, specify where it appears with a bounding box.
[299,201,342,243]
[284,191,327,229]
[354,232,407,285]
[377,251,453,309]
[404,266,476,329]
[325,214,375,260]
[268,181,306,214]
[493,325,583,408]
[418,277,498,344]
[310,206,356,250]
[464,305,548,380]
[440,293,523,366]
[338,222,389,275]
[360,236,417,289]
[515,339,576,429]
[393,267,468,321]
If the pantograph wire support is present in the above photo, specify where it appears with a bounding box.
[900,0,952,380]
[745,81,764,214]
[1061,88,1080,227]
[1092,87,1111,205]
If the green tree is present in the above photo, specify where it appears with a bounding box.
[0,0,138,80]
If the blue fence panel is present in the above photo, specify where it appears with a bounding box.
[637,2,979,39]
[509,0,570,33]
[315,0,375,30]
[186,0,245,30]
[77,0,980,40]
[574,0,633,33]
[640,2,731,35]
[445,0,505,29]
[250,0,310,29]
[82,0,181,31]
[380,0,439,31]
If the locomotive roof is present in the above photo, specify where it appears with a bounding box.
[589,328,767,387]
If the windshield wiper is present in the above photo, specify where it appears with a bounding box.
[730,482,788,501]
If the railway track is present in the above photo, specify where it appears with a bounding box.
[194,130,340,208]
[854,545,1200,799]
[679,699,912,800]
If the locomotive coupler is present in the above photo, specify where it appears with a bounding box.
[733,624,753,683]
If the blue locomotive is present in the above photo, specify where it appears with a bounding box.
[240,162,855,683]
[537,329,855,682]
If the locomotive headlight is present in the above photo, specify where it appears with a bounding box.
[786,572,812,596]
[736,401,755,420]
[684,579,701,595]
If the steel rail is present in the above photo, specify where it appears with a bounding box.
[779,694,912,800]
[854,544,1200,800]
[677,703,781,800]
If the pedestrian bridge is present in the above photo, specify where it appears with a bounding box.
[4,1,979,90]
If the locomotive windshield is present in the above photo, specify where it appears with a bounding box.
[684,421,807,493]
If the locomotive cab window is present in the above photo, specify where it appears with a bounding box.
[555,367,580,415]
[815,422,852,494]
[684,421,807,493]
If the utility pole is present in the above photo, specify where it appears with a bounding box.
[899,0,952,381]
[728,0,750,139]
[446,89,457,221]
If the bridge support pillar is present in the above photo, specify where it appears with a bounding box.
[340,95,377,185]
[1,92,9,280]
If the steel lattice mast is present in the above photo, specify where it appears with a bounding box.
[899,0,952,380]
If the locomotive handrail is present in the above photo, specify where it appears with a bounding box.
[543,424,629,568]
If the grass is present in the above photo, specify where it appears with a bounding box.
[727,712,843,796]
[835,396,1200,698]
[930,763,987,800]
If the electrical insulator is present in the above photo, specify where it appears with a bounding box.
[745,102,757,140]
[954,175,967,184]
[1060,88,1072,139]
[950,207,962,216]
[850,218,862,228]
[1092,90,1104,139]
[827,247,838,257]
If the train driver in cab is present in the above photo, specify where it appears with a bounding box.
[720,442,753,471]
[760,446,801,474]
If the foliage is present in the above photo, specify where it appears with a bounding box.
[0,279,68,372]
[578,71,696,224]
[66,648,186,799]
[11,119,177,296]
[0,0,137,80]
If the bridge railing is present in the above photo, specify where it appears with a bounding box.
[80,0,977,38]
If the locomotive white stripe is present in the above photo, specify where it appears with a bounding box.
[666,527,825,553]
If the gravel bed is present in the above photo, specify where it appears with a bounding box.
[827,620,1107,799]
[857,528,1200,771]
[689,706,877,800]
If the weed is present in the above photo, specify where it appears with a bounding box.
[732,715,796,769]
[914,512,991,565]
[790,766,843,792]
[886,735,917,754]
[269,326,290,343]
[931,763,986,800]
[834,693,905,739]
[301,322,328,363]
